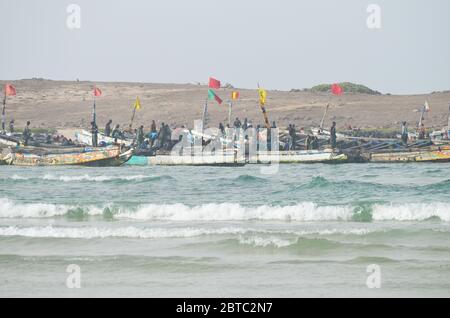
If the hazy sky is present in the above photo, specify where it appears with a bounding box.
[1,0,449,94]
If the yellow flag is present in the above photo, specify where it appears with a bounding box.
[258,89,267,105]
[134,96,141,110]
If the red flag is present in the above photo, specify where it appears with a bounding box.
[4,84,16,96]
[214,94,223,105]
[208,77,221,89]
[93,87,102,97]
[331,83,343,96]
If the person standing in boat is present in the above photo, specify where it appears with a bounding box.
[104,120,112,137]
[150,120,157,134]
[311,136,319,150]
[9,119,14,134]
[164,124,172,150]
[305,134,312,150]
[401,121,408,144]
[137,125,145,148]
[112,124,122,143]
[91,121,98,147]
[242,118,248,131]
[418,123,426,140]
[233,117,242,129]
[23,121,32,146]
[219,123,225,136]
[330,121,337,149]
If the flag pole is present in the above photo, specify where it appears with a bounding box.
[92,92,98,147]
[1,91,6,133]
[257,83,271,129]
[447,102,450,135]
[319,104,330,131]
[202,99,208,133]
[228,101,232,127]
[129,106,137,132]
[418,104,426,130]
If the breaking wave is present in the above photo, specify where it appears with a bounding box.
[0,225,389,240]
[7,174,171,183]
[1,198,450,222]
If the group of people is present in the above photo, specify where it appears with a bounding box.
[101,119,174,150]
[401,121,429,144]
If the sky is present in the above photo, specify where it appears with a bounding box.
[1,0,449,94]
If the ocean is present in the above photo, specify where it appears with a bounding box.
[0,163,449,297]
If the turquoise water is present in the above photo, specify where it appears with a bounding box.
[0,163,449,297]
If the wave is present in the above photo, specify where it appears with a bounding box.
[0,225,249,239]
[234,174,268,183]
[0,225,387,240]
[1,225,448,243]
[6,174,172,183]
[0,198,103,219]
[1,198,450,222]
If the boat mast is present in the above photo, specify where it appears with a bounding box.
[1,91,6,133]
[128,106,137,132]
[447,103,450,131]
[257,83,271,129]
[320,104,330,130]
[228,101,232,127]
[202,99,208,133]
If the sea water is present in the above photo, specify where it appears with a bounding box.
[0,163,449,297]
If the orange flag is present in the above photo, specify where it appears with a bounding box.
[4,84,16,96]
[231,91,240,100]
[93,86,102,97]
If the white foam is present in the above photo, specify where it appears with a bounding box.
[115,202,353,222]
[372,203,450,222]
[0,226,248,239]
[0,225,378,240]
[42,174,149,182]
[10,175,28,180]
[238,236,293,248]
[0,198,103,219]
[1,198,450,222]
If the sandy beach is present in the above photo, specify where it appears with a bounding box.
[2,79,449,136]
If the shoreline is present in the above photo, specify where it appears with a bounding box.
[1,79,449,135]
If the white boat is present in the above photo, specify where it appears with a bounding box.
[250,149,348,164]
[75,130,133,147]
[0,134,21,147]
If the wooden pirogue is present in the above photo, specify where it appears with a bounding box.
[0,145,133,167]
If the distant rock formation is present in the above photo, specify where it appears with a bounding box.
[292,82,382,95]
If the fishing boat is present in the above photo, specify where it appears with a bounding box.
[75,130,133,147]
[0,145,133,167]
[367,146,450,163]
[0,134,20,147]
[127,151,245,166]
[250,149,348,164]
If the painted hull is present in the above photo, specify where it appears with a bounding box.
[75,130,133,147]
[126,150,347,166]
[1,146,133,167]
[126,154,245,166]
[250,150,348,164]
[369,149,450,163]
